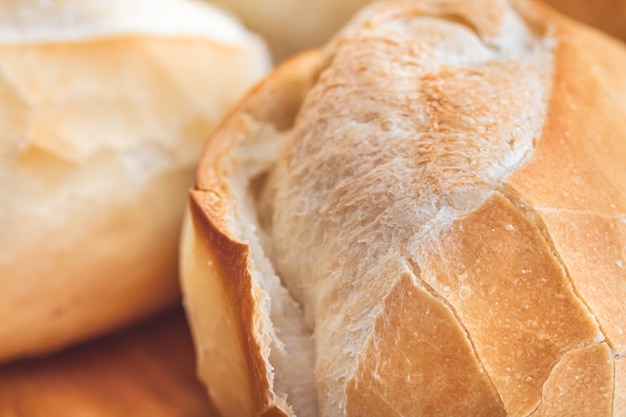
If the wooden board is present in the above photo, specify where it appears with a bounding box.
[0,307,218,417]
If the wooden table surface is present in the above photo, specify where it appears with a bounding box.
[0,307,218,417]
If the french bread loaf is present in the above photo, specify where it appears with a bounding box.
[0,0,269,362]
[181,0,626,415]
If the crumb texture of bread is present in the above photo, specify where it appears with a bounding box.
[184,0,626,416]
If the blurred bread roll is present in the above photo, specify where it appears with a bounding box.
[0,0,269,362]
[208,0,373,60]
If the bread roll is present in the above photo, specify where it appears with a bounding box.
[207,0,372,60]
[0,0,269,362]
[181,0,626,415]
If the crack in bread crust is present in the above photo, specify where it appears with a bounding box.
[499,185,610,348]
[403,256,505,409]
[527,343,614,417]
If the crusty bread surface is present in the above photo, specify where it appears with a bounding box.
[181,0,626,416]
[0,0,269,362]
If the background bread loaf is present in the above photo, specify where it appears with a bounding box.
[0,0,269,362]
[206,0,372,60]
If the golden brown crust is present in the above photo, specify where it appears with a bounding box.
[615,360,626,414]
[538,209,626,349]
[187,191,258,416]
[507,3,626,212]
[529,344,614,416]
[505,6,626,415]
[346,272,506,417]
[415,191,604,416]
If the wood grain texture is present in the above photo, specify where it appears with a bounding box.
[0,307,217,417]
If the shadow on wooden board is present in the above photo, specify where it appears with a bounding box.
[0,307,219,417]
